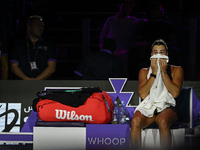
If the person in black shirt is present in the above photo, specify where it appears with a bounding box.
[10,15,56,80]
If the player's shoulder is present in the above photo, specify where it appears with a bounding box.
[171,65,183,72]
[171,65,183,77]
[139,67,149,74]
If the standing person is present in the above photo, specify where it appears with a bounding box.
[74,38,123,80]
[10,15,56,80]
[130,39,183,149]
[99,0,140,77]
[0,39,8,80]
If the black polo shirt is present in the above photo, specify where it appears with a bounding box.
[10,37,56,78]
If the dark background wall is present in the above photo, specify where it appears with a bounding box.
[1,0,200,80]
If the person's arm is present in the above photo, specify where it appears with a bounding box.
[1,55,9,80]
[99,17,111,49]
[138,59,158,99]
[160,59,183,98]
[11,62,36,80]
[138,68,156,99]
[10,39,35,80]
[35,61,56,80]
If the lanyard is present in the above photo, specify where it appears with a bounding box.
[27,39,40,63]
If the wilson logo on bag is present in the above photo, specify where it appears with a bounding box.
[55,110,93,121]
[36,91,114,124]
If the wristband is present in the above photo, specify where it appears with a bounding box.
[150,73,156,78]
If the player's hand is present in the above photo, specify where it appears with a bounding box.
[159,59,168,73]
[151,58,158,74]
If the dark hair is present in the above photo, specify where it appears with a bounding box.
[102,38,117,53]
[151,39,168,51]
[27,15,43,25]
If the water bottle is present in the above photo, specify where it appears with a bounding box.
[119,101,127,124]
[112,101,119,124]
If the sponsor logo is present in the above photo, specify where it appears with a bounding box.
[87,137,126,145]
[0,103,21,132]
[23,106,33,122]
[55,109,93,121]
[0,103,33,132]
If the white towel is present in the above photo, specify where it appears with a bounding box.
[135,54,176,118]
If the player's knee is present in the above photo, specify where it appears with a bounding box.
[157,118,170,130]
[131,116,142,130]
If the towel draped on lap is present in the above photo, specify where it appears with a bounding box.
[135,54,176,118]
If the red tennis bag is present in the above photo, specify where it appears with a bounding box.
[36,91,114,124]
